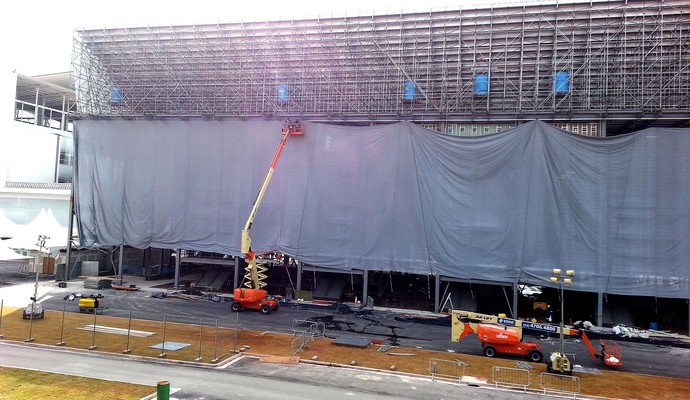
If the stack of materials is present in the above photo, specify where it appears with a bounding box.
[83,278,112,290]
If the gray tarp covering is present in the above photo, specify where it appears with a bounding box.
[74,120,690,298]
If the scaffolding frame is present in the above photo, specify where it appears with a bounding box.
[72,0,690,135]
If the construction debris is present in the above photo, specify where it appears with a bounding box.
[332,336,371,348]
[83,278,113,290]
[515,361,533,370]
[387,352,416,356]
[612,325,650,339]
[78,325,155,337]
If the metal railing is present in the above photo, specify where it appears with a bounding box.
[429,358,467,382]
[539,373,580,398]
[291,319,325,339]
[4,182,72,191]
[291,333,311,356]
[491,366,531,390]
[290,319,325,356]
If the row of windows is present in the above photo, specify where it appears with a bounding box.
[425,122,602,137]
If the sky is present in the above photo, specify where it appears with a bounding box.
[0,0,533,76]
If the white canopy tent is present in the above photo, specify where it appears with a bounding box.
[2,208,71,256]
[0,210,19,238]
[0,244,33,274]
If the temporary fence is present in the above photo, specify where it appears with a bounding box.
[428,358,467,382]
[0,299,248,364]
[290,319,325,355]
[491,366,531,390]
[291,319,325,339]
[539,372,580,398]
[291,333,311,355]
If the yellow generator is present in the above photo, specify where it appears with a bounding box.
[78,296,100,313]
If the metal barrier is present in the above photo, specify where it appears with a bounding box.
[539,372,580,398]
[291,332,311,355]
[291,319,325,338]
[429,358,467,382]
[491,366,531,390]
[290,319,325,356]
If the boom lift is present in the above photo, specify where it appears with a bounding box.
[231,120,304,315]
[452,311,545,363]
[451,310,622,374]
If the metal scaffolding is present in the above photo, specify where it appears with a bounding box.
[72,0,690,135]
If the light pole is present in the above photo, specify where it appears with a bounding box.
[551,268,574,371]
[27,235,49,342]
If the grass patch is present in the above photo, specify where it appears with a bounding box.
[0,367,153,400]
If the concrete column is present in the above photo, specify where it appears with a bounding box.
[117,244,124,285]
[61,95,67,131]
[362,270,368,301]
[174,248,180,288]
[233,256,240,289]
[296,260,302,291]
[34,88,39,125]
[434,275,441,314]
[597,292,604,326]
[512,282,519,319]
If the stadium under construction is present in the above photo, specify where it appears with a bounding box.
[70,0,690,332]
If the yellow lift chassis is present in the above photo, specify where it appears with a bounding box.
[240,119,304,290]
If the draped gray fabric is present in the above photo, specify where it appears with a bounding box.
[74,120,690,298]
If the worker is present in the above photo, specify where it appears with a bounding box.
[285,286,294,302]
[546,305,553,322]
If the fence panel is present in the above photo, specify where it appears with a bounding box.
[291,319,325,338]
[539,372,580,398]
[429,358,467,382]
[291,333,311,355]
[491,366,531,390]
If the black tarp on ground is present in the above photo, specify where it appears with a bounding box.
[73,120,690,298]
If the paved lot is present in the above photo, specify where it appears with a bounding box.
[2,274,689,380]
[0,340,559,400]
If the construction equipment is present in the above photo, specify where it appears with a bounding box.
[232,119,304,315]
[452,310,622,373]
[78,296,100,313]
[22,301,45,319]
[453,312,544,362]
[63,293,105,314]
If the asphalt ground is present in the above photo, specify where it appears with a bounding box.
[2,274,690,381]
[0,340,556,400]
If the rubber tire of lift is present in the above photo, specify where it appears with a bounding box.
[260,304,271,315]
[529,349,543,363]
[231,302,242,312]
[483,345,497,358]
